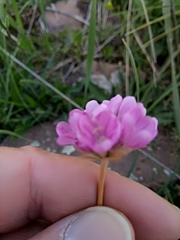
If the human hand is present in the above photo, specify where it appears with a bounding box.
[0,146,180,240]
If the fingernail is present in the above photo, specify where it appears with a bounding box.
[60,206,134,240]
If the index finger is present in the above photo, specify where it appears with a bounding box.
[0,146,179,240]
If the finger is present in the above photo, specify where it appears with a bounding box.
[29,207,135,240]
[0,146,97,232]
[0,220,49,240]
[0,146,180,240]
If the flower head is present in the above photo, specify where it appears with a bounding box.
[56,95,158,157]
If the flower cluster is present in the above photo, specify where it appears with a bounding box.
[56,95,158,155]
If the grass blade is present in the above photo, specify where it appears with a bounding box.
[0,46,83,110]
[125,10,180,36]
[163,0,180,138]
[127,150,138,178]
[140,0,157,85]
[85,0,97,94]
[122,38,140,101]
[125,0,133,96]
[11,0,25,34]
[0,130,30,142]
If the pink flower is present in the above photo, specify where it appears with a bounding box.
[56,95,158,155]
[56,109,121,154]
[117,96,158,149]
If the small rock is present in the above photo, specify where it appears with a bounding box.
[46,147,51,152]
[147,146,153,152]
[139,176,144,181]
[30,140,40,147]
[61,145,75,155]
[129,173,139,181]
[163,169,170,176]
[152,167,158,175]
[44,0,83,33]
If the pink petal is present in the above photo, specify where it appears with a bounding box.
[120,106,146,142]
[69,109,83,131]
[76,110,122,153]
[135,116,158,132]
[77,113,95,148]
[122,116,158,148]
[118,96,137,118]
[93,139,114,153]
[107,94,122,115]
[69,109,83,122]
[96,110,121,142]
[85,111,122,153]
[85,100,99,115]
[91,103,107,118]
[56,122,76,145]
[102,100,110,106]
[56,122,72,136]
[124,130,157,148]
[137,103,146,116]
[75,141,91,152]
[56,137,75,146]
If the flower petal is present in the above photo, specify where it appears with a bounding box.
[122,116,158,148]
[91,103,108,118]
[85,100,99,115]
[77,113,95,148]
[69,109,83,131]
[118,96,137,118]
[120,106,146,142]
[137,102,146,116]
[56,122,76,145]
[102,100,110,106]
[93,139,114,153]
[124,130,156,148]
[75,141,91,152]
[107,94,122,115]
[90,110,122,153]
[96,110,121,141]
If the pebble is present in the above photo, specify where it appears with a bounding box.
[152,167,159,175]
[129,173,139,181]
[147,146,153,152]
[61,145,75,155]
[46,147,51,152]
[163,169,170,176]
[139,176,144,181]
[30,140,40,147]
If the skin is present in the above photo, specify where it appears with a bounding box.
[0,146,180,240]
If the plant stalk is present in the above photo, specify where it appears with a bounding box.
[97,158,109,206]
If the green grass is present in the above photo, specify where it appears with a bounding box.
[0,0,180,204]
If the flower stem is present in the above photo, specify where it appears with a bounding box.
[97,158,109,206]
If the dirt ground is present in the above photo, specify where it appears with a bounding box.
[1,122,180,190]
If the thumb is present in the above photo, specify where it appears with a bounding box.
[30,207,135,240]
